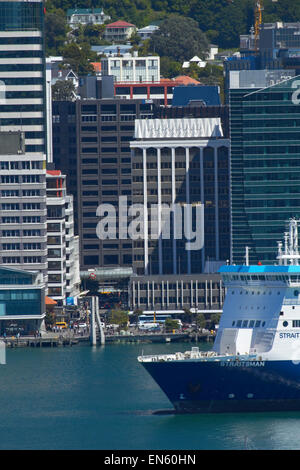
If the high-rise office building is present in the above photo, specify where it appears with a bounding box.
[0,0,47,156]
[52,98,157,270]
[230,70,300,264]
[130,117,230,275]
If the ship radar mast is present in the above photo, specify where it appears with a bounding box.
[277,218,300,265]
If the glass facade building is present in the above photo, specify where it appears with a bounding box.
[0,0,46,155]
[230,72,300,264]
[0,266,46,335]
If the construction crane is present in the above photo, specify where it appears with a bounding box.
[254,0,263,50]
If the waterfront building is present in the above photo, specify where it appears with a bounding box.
[229,70,300,264]
[129,273,224,315]
[130,116,230,275]
[0,265,46,336]
[101,54,160,83]
[0,0,47,157]
[0,131,48,284]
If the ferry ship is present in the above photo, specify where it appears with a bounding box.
[138,219,300,413]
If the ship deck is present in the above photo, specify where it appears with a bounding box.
[138,347,258,363]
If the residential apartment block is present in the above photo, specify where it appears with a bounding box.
[46,170,80,305]
[101,54,160,83]
[0,131,48,284]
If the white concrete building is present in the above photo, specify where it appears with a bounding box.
[0,131,48,285]
[101,54,160,83]
[46,170,80,305]
[65,195,80,300]
[130,118,230,275]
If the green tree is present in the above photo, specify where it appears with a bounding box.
[164,318,180,332]
[61,42,97,75]
[178,307,196,324]
[109,309,129,329]
[45,10,68,56]
[196,313,206,329]
[45,304,56,330]
[210,313,221,329]
[52,79,76,101]
[160,56,182,78]
[150,14,209,63]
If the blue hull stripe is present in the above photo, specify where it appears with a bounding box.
[142,360,300,413]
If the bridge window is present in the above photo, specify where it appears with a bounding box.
[293,320,300,327]
[255,320,261,327]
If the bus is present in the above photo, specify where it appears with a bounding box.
[138,314,171,325]
[55,321,67,329]
[138,314,182,328]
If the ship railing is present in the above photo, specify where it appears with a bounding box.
[138,350,219,362]
[283,300,300,305]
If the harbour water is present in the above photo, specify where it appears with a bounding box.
[1,341,300,450]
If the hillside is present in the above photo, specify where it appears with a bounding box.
[46,0,300,49]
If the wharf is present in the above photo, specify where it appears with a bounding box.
[103,331,215,344]
[104,332,190,343]
[4,335,79,348]
[1,330,215,348]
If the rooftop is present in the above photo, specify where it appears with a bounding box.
[172,85,220,107]
[173,75,201,85]
[106,20,136,28]
[67,8,105,15]
[133,117,224,140]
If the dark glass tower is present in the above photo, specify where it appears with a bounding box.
[0,0,47,155]
[230,72,300,264]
